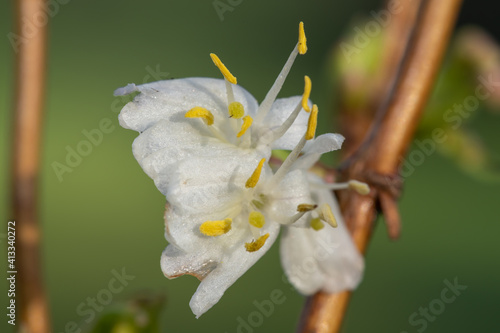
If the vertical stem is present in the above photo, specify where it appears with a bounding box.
[297,0,462,332]
[11,0,50,332]
[367,0,463,173]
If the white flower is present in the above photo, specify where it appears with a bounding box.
[116,22,365,318]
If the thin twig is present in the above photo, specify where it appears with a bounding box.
[297,0,462,332]
[11,0,50,332]
[339,0,423,168]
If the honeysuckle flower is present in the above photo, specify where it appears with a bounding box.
[116,22,365,317]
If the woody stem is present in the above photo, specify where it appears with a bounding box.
[10,0,51,332]
[296,0,463,332]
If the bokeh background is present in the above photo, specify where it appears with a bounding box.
[1,0,499,332]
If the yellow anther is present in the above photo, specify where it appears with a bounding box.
[199,218,232,236]
[245,158,266,188]
[310,218,324,231]
[248,211,265,228]
[302,75,312,112]
[305,104,318,140]
[348,180,370,195]
[229,101,245,118]
[185,107,214,125]
[298,22,307,55]
[245,233,270,252]
[210,53,237,84]
[297,204,317,212]
[318,204,337,228]
[237,115,253,138]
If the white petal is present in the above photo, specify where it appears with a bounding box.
[280,227,325,294]
[269,169,312,228]
[166,152,272,215]
[188,222,280,318]
[118,78,259,133]
[261,96,312,150]
[164,204,249,254]
[291,153,321,172]
[163,154,273,253]
[303,133,345,154]
[292,133,345,171]
[131,118,245,195]
[161,244,218,281]
[113,83,138,96]
[280,177,364,295]
[162,197,281,318]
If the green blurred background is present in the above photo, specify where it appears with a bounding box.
[1,0,499,332]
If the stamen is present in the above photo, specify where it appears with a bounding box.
[348,180,370,195]
[255,21,308,123]
[298,21,307,55]
[225,79,236,105]
[210,53,237,84]
[248,211,265,228]
[311,180,370,195]
[249,225,261,240]
[305,104,318,140]
[282,211,307,225]
[237,115,253,138]
[267,135,306,189]
[265,75,312,144]
[310,218,324,231]
[245,158,266,188]
[269,103,318,187]
[297,204,317,212]
[318,204,337,228]
[185,107,214,125]
[245,233,270,252]
[302,75,312,112]
[229,101,245,119]
[199,218,232,236]
[315,183,348,190]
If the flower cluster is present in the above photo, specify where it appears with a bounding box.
[116,22,365,317]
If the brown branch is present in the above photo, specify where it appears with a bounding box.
[367,0,463,173]
[339,0,421,164]
[11,0,50,332]
[297,0,463,332]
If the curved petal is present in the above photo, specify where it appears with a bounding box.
[161,244,218,281]
[280,177,364,295]
[261,96,312,150]
[118,78,259,133]
[292,133,345,171]
[188,222,280,318]
[303,133,344,154]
